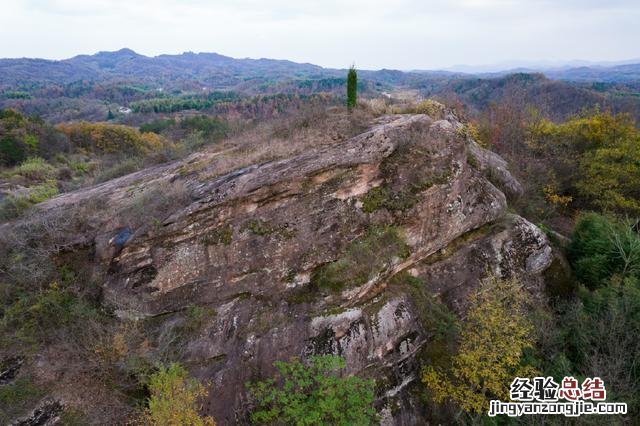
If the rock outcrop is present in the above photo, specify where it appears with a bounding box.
[5,112,553,423]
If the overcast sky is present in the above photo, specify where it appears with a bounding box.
[1,0,638,70]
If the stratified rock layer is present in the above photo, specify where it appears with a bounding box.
[6,113,553,424]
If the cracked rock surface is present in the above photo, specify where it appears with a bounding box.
[4,113,553,424]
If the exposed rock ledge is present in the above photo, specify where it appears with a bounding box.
[5,113,552,424]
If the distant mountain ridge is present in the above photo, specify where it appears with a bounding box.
[545,63,640,82]
[449,63,640,83]
[0,48,334,88]
[2,48,639,89]
[443,58,640,74]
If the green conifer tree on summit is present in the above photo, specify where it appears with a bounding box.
[347,65,358,110]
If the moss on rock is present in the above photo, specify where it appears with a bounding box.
[310,225,410,292]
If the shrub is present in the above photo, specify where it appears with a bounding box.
[10,157,57,183]
[248,355,376,425]
[0,199,103,289]
[200,225,233,246]
[24,180,58,203]
[0,109,70,167]
[140,118,176,134]
[359,186,419,213]
[1,279,100,345]
[360,186,389,213]
[536,277,640,419]
[69,159,93,175]
[0,180,59,220]
[57,122,172,156]
[567,213,640,289]
[410,99,446,119]
[0,377,45,424]
[142,363,215,426]
[0,136,26,166]
[180,116,228,141]
[422,275,536,414]
[0,110,39,166]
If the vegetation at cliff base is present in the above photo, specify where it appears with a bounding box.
[142,363,215,426]
[247,355,376,425]
[567,213,640,288]
[422,275,536,414]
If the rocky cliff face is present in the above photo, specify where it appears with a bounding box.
[5,112,553,424]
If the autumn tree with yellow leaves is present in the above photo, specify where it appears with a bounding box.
[142,363,215,426]
[422,275,536,414]
[527,111,640,215]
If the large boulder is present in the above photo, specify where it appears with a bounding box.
[3,113,552,424]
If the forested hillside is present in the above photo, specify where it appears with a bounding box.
[2,49,640,124]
